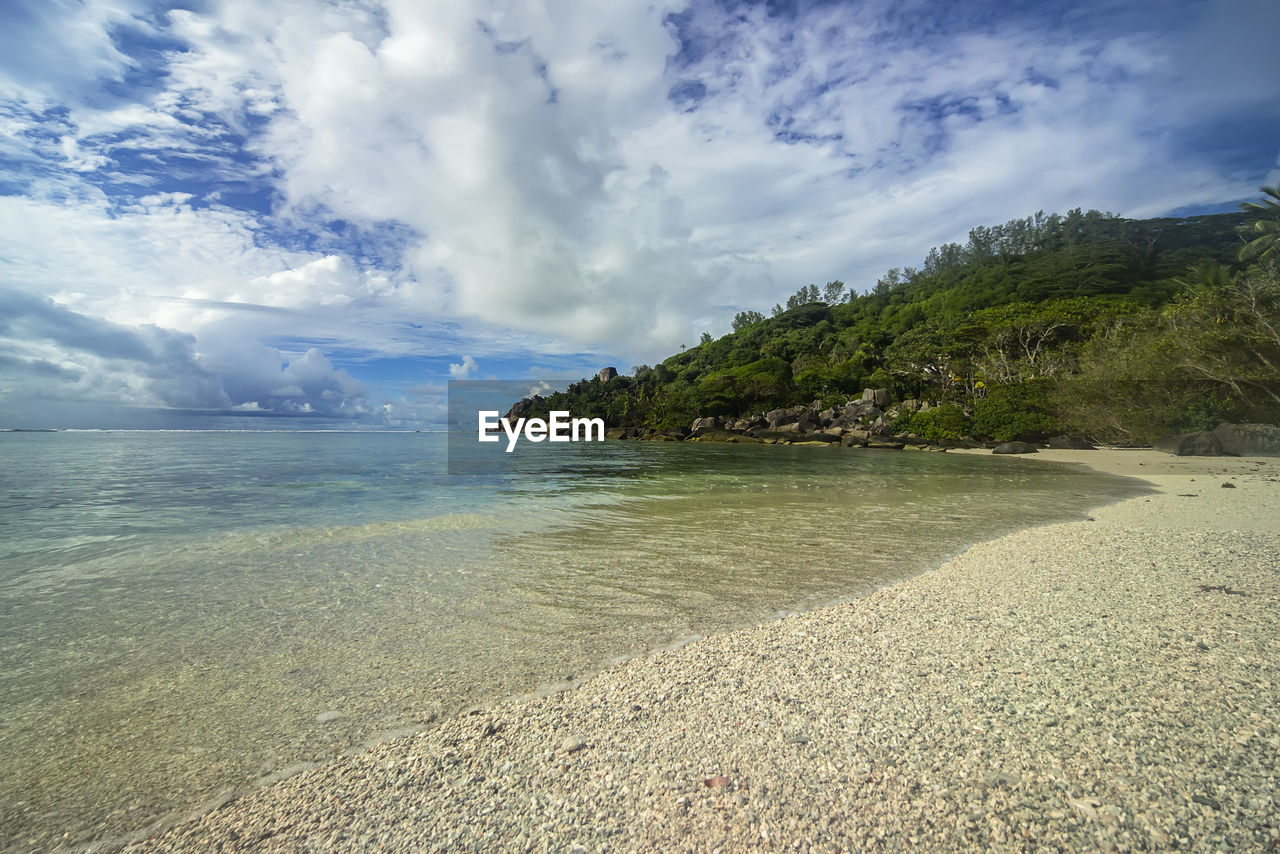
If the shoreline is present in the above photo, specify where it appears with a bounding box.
[134,449,1279,851]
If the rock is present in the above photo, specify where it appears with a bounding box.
[1153,430,1222,456]
[604,428,626,440]
[753,430,836,443]
[937,437,982,449]
[691,430,760,444]
[1046,436,1095,450]
[690,417,718,436]
[560,735,587,754]
[992,442,1038,454]
[1068,798,1101,821]
[866,439,905,450]
[731,420,752,432]
[981,770,1020,788]
[315,710,342,723]
[861,387,888,406]
[1191,794,1221,810]
[898,399,921,414]
[704,776,732,788]
[597,367,618,382]
[765,407,803,429]
[795,432,841,444]
[503,395,543,422]
[838,401,868,423]
[1212,423,1280,457]
[1222,482,1236,488]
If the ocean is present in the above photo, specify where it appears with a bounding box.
[0,431,1146,850]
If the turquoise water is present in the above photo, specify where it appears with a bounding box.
[0,432,1146,850]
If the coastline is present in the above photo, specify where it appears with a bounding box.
[133,449,1279,851]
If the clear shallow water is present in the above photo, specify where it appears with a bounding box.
[0,432,1147,850]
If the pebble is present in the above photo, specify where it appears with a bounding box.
[131,459,1280,853]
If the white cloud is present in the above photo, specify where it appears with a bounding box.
[0,0,1274,426]
[0,289,369,421]
[448,355,478,380]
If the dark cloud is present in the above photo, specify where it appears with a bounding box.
[1,289,164,363]
[0,289,369,423]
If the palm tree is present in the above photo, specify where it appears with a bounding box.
[1173,260,1235,291]
[1239,185,1280,263]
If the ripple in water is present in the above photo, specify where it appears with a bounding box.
[0,433,1148,850]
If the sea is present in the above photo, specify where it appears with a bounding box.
[0,430,1148,850]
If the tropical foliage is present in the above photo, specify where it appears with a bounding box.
[518,195,1280,445]
[1239,185,1280,263]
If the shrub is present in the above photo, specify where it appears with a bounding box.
[972,380,1058,441]
[900,403,971,440]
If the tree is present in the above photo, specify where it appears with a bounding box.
[973,298,1116,382]
[1163,258,1280,410]
[785,284,822,310]
[883,313,986,398]
[1240,185,1280,263]
[873,268,901,295]
[700,331,713,345]
[494,206,1252,441]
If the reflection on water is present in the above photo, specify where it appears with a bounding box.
[0,434,1147,850]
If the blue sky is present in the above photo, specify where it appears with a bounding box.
[1,0,1277,428]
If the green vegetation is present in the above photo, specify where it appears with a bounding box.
[1239,185,1280,263]
[521,196,1280,445]
[895,403,971,442]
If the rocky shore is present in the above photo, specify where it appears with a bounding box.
[134,451,1279,852]
[600,387,1100,455]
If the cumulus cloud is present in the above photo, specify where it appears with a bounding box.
[0,289,368,422]
[0,288,229,410]
[124,0,1264,348]
[448,355,478,380]
[0,0,1275,426]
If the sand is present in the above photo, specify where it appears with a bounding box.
[130,449,1280,852]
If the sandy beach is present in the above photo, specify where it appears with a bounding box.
[132,449,1279,852]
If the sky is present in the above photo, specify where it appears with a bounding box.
[1,0,1277,429]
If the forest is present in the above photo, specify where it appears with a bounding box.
[517,191,1280,445]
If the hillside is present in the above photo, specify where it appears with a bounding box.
[513,206,1280,445]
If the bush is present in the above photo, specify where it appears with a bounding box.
[972,380,1058,441]
[900,403,972,440]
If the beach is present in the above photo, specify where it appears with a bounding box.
[132,449,1279,852]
